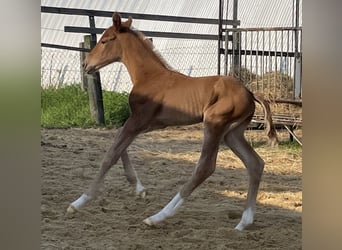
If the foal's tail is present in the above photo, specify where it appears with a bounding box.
[253,93,279,147]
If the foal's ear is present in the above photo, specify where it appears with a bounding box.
[112,12,122,31]
[122,16,132,28]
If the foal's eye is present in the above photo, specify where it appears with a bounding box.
[101,36,115,45]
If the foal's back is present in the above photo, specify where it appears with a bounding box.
[139,71,255,127]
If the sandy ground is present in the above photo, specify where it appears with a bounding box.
[41,125,302,249]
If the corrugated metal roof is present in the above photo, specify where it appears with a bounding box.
[41,0,302,90]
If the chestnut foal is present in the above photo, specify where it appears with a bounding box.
[67,13,278,231]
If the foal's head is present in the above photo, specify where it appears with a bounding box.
[83,13,132,74]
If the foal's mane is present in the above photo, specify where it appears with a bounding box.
[126,28,174,71]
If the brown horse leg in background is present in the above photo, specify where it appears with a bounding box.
[121,149,146,197]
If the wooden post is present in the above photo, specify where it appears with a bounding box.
[83,34,105,126]
[79,42,88,91]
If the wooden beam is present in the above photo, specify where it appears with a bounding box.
[284,125,302,146]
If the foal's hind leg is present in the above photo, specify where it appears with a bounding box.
[121,150,146,198]
[224,123,265,231]
[143,123,223,225]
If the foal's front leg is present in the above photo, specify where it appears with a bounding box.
[67,118,141,213]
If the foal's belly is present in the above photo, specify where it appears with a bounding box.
[157,105,203,126]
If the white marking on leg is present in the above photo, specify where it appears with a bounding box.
[135,179,146,198]
[235,207,254,231]
[143,192,184,226]
[66,193,92,213]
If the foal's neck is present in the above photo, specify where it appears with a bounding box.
[120,35,168,85]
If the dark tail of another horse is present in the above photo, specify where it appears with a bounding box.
[253,94,279,147]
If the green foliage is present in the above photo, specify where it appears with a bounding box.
[103,91,130,127]
[278,140,302,152]
[41,85,130,128]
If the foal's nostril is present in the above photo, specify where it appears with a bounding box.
[82,58,88,68]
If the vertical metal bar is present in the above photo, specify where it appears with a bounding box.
[295,0,300,54]
[250,31,253,83]
[286,30,289,98]
[233,31,240,77]
[261,30,267,92]
[274,30,277,100]
[268,30,271,94]
[256,30,259,90]
[280,30,283,98]
[294,51,302,99]
[238,31,241,81]
[217,0,223,75]
[231,31,235,76]
[224,30,229,75]
[294,0,301,99]
[294,28,302,99]
[233,0,238,28]
[287,30,294,93]
[244,31,247,82]
[290,30,293,99]
[89,16,97,47]
[233,0,239,76]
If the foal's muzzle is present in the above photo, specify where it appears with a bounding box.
[83,61,96,74]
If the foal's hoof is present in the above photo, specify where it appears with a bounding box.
[135,182,146,199]
[234,224,245,231]
[66,205,78,214]
[135,189,146,199]
[137,190,146,199]
[143,217,154,226]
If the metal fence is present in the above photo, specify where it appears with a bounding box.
[41,38,219,92]
[222,27,302,100]
[41,27,302,102]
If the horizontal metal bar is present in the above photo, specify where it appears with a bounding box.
[64,26,232,41]
[223,27,302,32]
[220,48,298,57]
[41,43,90,52]
[253,114,302,125]
[42,6,240,26]
[274,99,302,106]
